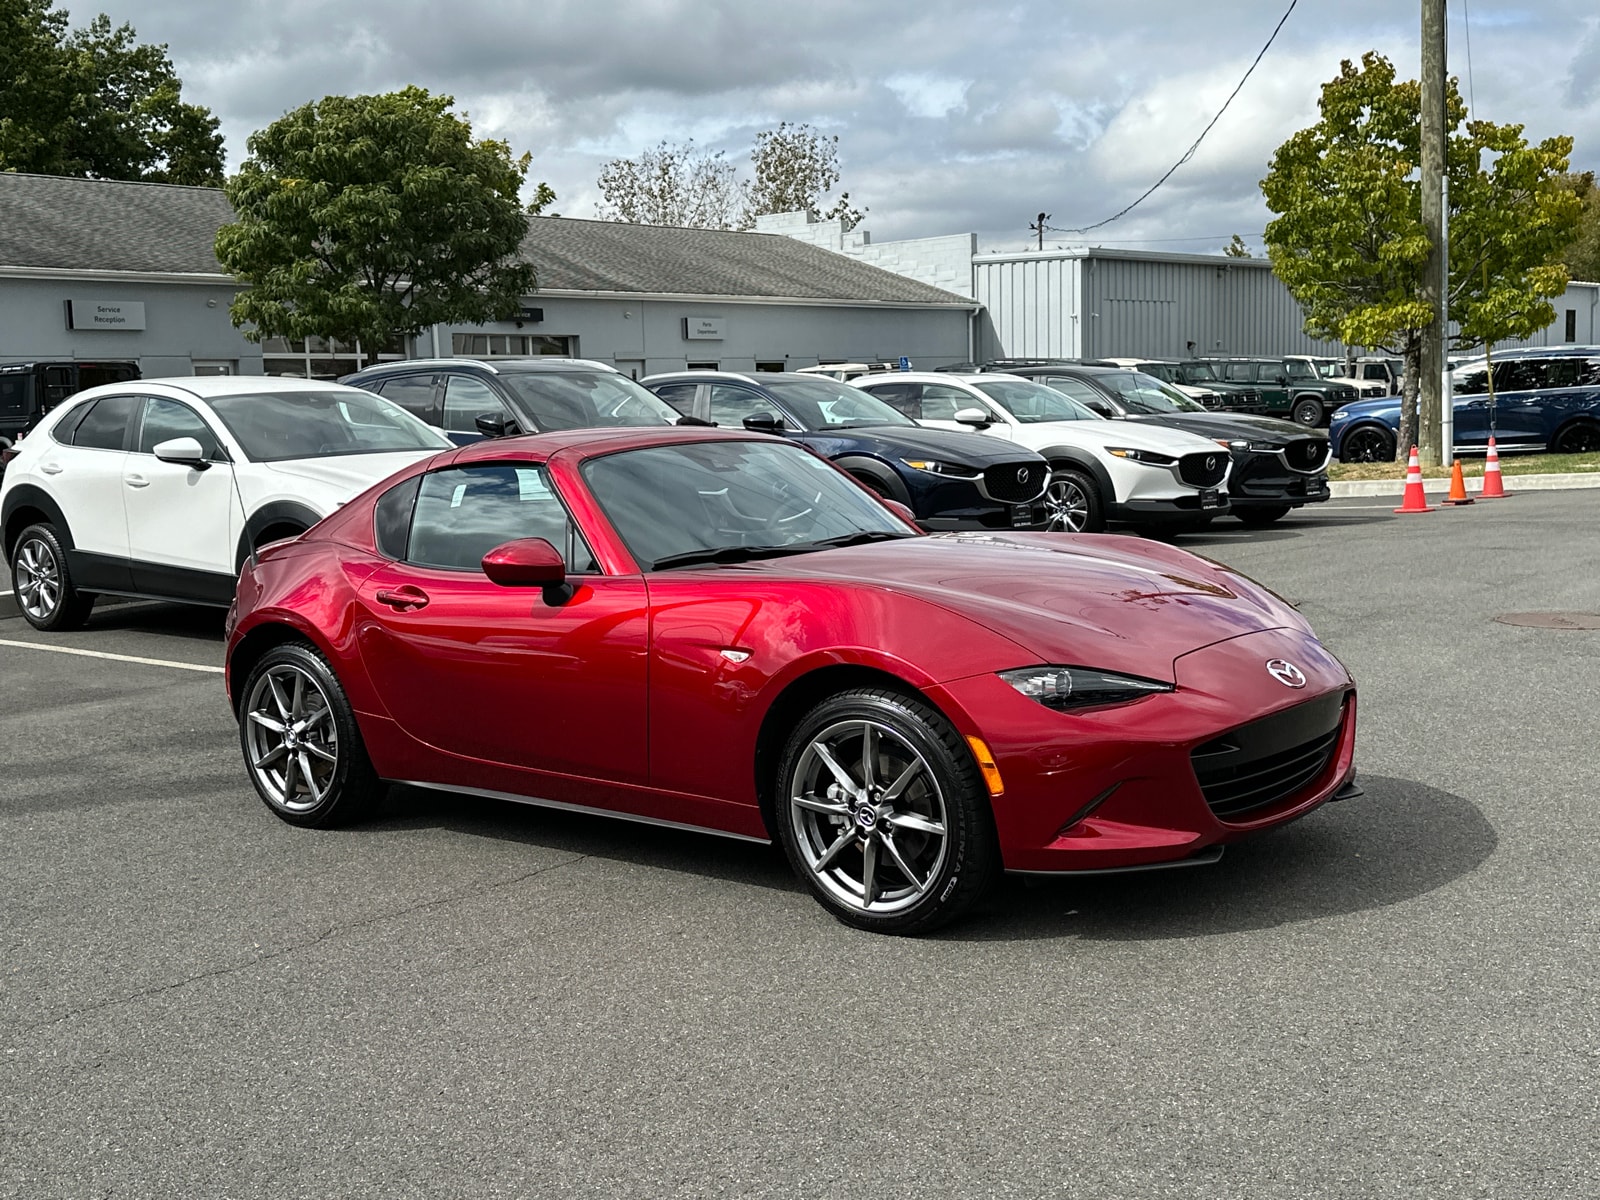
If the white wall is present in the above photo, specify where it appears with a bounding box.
[754,212,977,298]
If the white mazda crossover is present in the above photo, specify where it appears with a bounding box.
[855,372,1234,533]
[0,376,451,630]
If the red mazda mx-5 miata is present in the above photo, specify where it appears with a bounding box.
[224,427,1358,934]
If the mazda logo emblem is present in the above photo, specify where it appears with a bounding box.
[1017,466,1030,483]
[1266,659,1307,688]
[1205,455,1218,471]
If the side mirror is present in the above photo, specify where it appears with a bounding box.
[482,538,566,587]
[152,436,209,469]
[742,411,785,434]
[475,412,522,438]
[880,498,919,526]
[953,407,991,429]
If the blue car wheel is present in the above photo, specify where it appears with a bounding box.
[1341,425,1395,463]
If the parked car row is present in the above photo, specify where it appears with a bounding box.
[1,359,1361,934]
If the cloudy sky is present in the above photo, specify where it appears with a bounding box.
[67,0,1600,255]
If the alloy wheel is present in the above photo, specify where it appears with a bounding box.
[1555,424,1600,454]
[243,662,340,814]
[1342,427,1393,464]
[1044,477,1089,531]
[14,536,62,622]
[788,718,950,916]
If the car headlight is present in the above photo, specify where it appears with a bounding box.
[1329,409,1350,424]
[999,666,1174,710]
[1214,438,1250,450]
[901,459,980,477]
[1106,448,1177,466]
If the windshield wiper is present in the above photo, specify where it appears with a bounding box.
[651,544,815,571]
[811,530,916,548]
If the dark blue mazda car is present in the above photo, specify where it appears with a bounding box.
[1330,347,1600,461]
[642,371,1050,530]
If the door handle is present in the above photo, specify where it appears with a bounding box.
[125,474,150,488]
[40,462,63,475]
[375,586,429,611]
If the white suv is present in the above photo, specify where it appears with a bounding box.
[854,372,1232,532]
[1,376,450,630]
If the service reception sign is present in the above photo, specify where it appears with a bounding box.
[66,300,147,331]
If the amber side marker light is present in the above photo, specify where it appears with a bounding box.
[966,735,1005,797]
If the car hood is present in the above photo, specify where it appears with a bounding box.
[745,532,1308,682]
[259,451,437,500]
[795,423,1044,466]
[999,419,1225,456]
[1129,413,1324,444]
[1329,396,1401,421]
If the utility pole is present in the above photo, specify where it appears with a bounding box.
[1419,0,1448,465]
[1030,212,1050,251]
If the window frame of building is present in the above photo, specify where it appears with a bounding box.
[450,333,574,358]
[261,335,407,379]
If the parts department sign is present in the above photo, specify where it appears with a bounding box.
[683,316,725,340]
[65,300,146,331]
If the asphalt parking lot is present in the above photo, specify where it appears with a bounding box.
[3,493,1598,1198]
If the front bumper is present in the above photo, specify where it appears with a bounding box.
[1105,455,1232,522]
[929,626,1357,874]
[920,501,1049,532]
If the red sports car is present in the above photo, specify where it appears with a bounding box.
[224,428,1358,935]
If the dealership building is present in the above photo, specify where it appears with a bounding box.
[0,173,977,380]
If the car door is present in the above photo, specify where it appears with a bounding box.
[1477,359,1548,448]
[912,383,1015,439]
[369,372,442,428]
[355,462,650,787]
[648,381,704,421]
[34,392,139,590]
[440,373,518,444]
[124,396,238,602]
[706,382,781,429]
[1039,375,1121,419]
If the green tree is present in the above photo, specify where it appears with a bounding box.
[1554,172,1600,283]
[216,87,543,365]
[1223,234,1253,258]
[1262,52,1580,459]
[0,0,223,183]
[748,122,864,229]
[595,139,747,229]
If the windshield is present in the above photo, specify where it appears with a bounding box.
[1097,372,1207,414]
[1178,362,1219,383]
[759,378,916,428]
[208,390,451,462]
[499,370,680,431]
[1284,359,1319,380]
[1314,360,1344,378]
[583,440,911,570]
[974,378,1100,423]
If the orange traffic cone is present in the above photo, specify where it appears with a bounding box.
[1393,445,1435,513]
[1442,459,1474,505]
[1480,437,1508,498]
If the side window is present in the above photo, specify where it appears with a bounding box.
[65,393,140,450]
[706,384,771,427]
[0,375,26,416]
[138,397,220,458]
[1454,368,1489,396]
[1040,377,1107,408]
[650,382,699,416]
[1541,359,1581,389]
[857,382,920,417]
[442,375,511,434]
[374,374,439,423]
[374,476,422,560]
[405,464,596,574]
[1494,360,1544,392]
[1225,363,1254,383]
[919,383,978,420]
[1579,358,1600,387]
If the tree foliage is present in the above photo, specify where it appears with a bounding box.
[216,88,542,363]
[595,140,747,229]
[1222,234,1253,258]
[594,122,864,230]
[0,0,223,184]
[1263,52,1580,456]
[1554,171,1600,284]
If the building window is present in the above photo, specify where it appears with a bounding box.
[262,335,406,379]
[755,361,786,372]
[687,361,719,370]
[451,333,573,357]
[1567,310,1578,343]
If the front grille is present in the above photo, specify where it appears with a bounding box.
[1336,387,1357,402]
[1283,437,1329,472]
[1192,694,1344,820]
[1178,452,1228,488]
[983,461,1048,502]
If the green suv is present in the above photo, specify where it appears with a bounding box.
[1202,358,1361,426]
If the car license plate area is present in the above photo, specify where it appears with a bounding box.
[1200,489,1224,509]
[1010,503,1033,528]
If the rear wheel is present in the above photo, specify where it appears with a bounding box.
[1292,397,1325,426]
[1237,505,1291,527]
[238,642,384,827]
[1340,425,1395,463]
[1552,421,1600,454]
[10,523,93,631]
[775,688,1000,935]
[1044,468,1104,532]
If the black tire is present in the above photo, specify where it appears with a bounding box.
[851,473,892,500]
[774,687,1000,935]
[9,522,94,631]
[1292,397,1324,426]
[1552,421,1600,455]
[1236,505,1292,527]
[1340,425,1396,463]
[1045,467,1105,533]
[237,641,385,828]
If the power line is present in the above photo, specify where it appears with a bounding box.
[1054,0,1301,235]
[1461,0,1477,113]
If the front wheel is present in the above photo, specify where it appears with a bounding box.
[238,642,385,827]
[10,523,94,631]
[775,688,1000,935]
[1292,397,1325,426]
[1044,468,1105,532]
[1552,421,1600,454]
[1236,505,1291,527]
[1340,426,1395,463]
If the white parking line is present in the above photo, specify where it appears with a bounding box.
[0,638,224,674]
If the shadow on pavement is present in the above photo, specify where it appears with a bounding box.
[81,600,227,642]
[945,774,1496,942]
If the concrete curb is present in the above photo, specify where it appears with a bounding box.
[1330,472,1600,498]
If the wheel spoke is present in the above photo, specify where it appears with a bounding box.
[299,705,332,732]
[879,832,926,892]
[253,743,288,770]
[302,740,336,764]
[884,811,946,837]
[813,828,856,873]
[860,724,877,790]
[280,751,300,798]
[860,839,879,906]
[298,751,322,803]
[811,742,858,793]
[248,709,285,734]
[880,758,923,804]
[291,673,306,721]
[266,674,292,721]
[793,792,850,818]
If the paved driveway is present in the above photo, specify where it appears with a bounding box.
[2,496,1596,1197]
